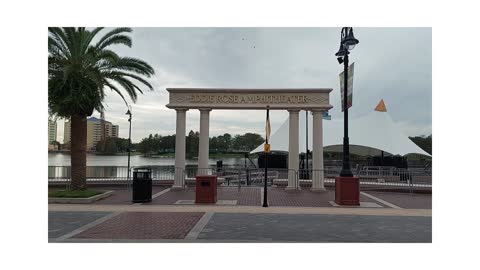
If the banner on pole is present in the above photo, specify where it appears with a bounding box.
[339,62,354,112]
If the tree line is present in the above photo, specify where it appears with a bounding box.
[408,135,432,155]
[95,137,133,154]
[95,132,432,157]
[137,131,265,157]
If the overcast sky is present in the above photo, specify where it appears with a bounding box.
[54,27,432,143]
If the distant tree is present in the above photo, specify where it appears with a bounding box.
[95,140,106,153]
[209,137,219,152]
[232,133,264,151]
[138,134,155,156]
[242,133,265,151]
[114,138,130,152]
[186,130,199,157]
[138,131,263,155]
[409,134,432,155]
[162,135,175,152]
[223,133,232,150]
[95,137,128,154]
[104,138,118,154]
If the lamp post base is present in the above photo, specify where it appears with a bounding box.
[335,176,360,206]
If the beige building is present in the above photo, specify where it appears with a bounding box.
[48,120,57,143]
[48,120,58,150]
[64,117,119,150]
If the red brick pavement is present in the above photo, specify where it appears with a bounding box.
[51,185,430,209]
[93,186,167,205]
[146,187,261,206]
[73,212,205,239]
[267,188,379,207]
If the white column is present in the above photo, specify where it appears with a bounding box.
[311,110,326,191]
[198,109,211,175]
[172,108,188,190]
[286,110,300,191]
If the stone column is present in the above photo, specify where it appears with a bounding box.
[198,109,211,175]
[311,110,326,191]
[172,109,188,190]
[286,110,300,191]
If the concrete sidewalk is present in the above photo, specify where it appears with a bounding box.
[49,204,431,217]
[48,186,432,243]
[49,210,431,243]
[49,203,431,243]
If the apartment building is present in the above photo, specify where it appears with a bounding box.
[48,120,57,143]
[64,117,119,150]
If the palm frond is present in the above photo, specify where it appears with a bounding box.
[95,27,132,49]
[104,80,129,106]
[103,71,153,91]
[97,34,132,50]
[107,76,139,102]
[109,57,155,76]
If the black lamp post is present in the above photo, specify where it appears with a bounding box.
[126,109,132,183]
[335,27,359,177]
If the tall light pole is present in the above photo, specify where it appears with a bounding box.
[263,106,271,208]
[305,111,309,177]
[335,27,359,177]
[126,109,132,183]
[334,27,360,206]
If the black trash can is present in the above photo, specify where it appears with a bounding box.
[132,167,152,203]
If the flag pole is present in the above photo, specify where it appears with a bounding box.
[263,106,270,207]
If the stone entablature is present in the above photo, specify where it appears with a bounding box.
[166,88,332,110]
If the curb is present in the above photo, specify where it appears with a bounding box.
[48,190,114,204]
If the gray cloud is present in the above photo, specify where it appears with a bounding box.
[55,27,431,143]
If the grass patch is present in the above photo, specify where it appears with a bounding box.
[49,189,104,198]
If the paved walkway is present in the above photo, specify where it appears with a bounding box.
[197,213,431,242]
[83,186,431,209]
[48,186,432,243]
[49,204,431,243]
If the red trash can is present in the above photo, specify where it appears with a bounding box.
[195,175,217,204]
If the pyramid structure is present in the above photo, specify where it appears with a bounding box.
[251,100,431,157]
[375,99,387,112]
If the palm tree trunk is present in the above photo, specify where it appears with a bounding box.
[70,114,87,190]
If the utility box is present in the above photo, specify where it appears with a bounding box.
[132,167,152,203]
[195,175,217,204]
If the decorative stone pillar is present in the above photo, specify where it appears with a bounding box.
[286,110,300,191]
[172,108,188,190]
[311,110,326,191]
[198,109,211,175]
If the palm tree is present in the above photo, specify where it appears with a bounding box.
[48,27,154,190]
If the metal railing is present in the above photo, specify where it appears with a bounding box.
[221,168,282,187]
[48,165,432,192]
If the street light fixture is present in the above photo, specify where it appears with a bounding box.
[336,27,359,178]
[344,28,359,50]
[126,108,132,184]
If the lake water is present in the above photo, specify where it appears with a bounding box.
[48,153,249,167]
